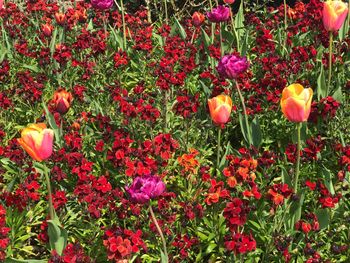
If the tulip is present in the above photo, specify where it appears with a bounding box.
[217,54,249,80]
[90,0,113,10]
[281,84,313,123]
[126,175,166,204]
[52,88,73,114]
[224,0,235,4]
[42,24,53,37]
[322,1,348,32]
[208,94,233,125]
[55,12,66,26]
[207,5,230,23]
[17,123,54,162]
[192,12,205,27]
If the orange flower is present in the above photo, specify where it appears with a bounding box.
[322,1,348,32]
[177,148,199,174]
[281,84,313,123]
[52,88,73,114]
[208,94,233,125]
[192,12,205,27]
[42,23,53,37]
[55,12,66,25]
[17,123,54,162]
[267,189,284,205]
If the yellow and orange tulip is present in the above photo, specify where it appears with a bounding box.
[322,1,348,31]
[208,94,233,125]
[281,84,313,123]
[52,88,73,114]
[17,123,54,162]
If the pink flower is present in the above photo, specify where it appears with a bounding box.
[91,0,113,10]
[208,94,233,125]
[322,1,348,31]
[207,6,230,23]
[217,54,249,79]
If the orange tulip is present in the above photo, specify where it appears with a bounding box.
[17,123,54,162]
[192,12,205,27]
[52,88,73,114]
[322,1,348,31]
[281,84,313,123]
[208,94,233,125]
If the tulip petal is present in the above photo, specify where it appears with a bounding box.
[282,97,307,122]
[17,138,43,161]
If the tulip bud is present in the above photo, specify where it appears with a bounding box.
[42,23,53,37]
[322,1,348,32]
[192,12,205,27]
[55,12,66,26]
[281,84,313,123]
[17,123,54,162]
[224,0,235,4]
[52,88,73,114]
[91,0,113,10]
[208,94,233,125]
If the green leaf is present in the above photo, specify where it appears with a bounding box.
[160,250,168,263]
[339,11,349,41]
[332,84,343,103]
[238,113,251,145]
[5,259,46,263]
[315,209,329,229]
[205,242,217,254]
[250,117,262,148]
[317,63,327,100]
[201,28,211,49]
[47,218,67,256]
[173,17,187,40]
[42,102,63,148]
[281,166,292,187]
[321,168,335,195]
[287,190,305,230]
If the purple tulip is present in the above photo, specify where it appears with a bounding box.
[91,0,113,10]
[207,5,230,23]
[126,175,166,204]
[217,54,249,79]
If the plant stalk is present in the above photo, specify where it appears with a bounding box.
[294,122,302,192]
[120,0,127,50]
[219,22,223,56]
[149,204,168,262]
[327,32,333,96]
[283,0,288,30]
[43,165,55,220]
[235,81,251,145]
[216,127,222,169]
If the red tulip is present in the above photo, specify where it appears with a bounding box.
[52,88,73,114]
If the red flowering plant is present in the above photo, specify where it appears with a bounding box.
[0,0,350,262]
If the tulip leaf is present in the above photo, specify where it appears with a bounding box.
[321,167,335,195]
[47,217,67,256]
[201,28,211,49]
[315,209,330,229]
[238,112,249,145]
[317,63,327,100]
[5,259,47,263]
[286,189,305,230]
[339,11,349,41]
[250,117,262,148]
[42,102,63,148]
[160,250,169,263]
[171,17,187,40]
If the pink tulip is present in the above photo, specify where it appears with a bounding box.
[322,1,348,31]
[280,84,313,123]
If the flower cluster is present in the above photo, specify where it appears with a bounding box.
[0,205,10,261]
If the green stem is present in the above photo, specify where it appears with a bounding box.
[235,81,251,145]
[43,165,54,220]
[164,0,168,24]
[145,0,152,23]
[163,90,168,133]
[120,0,127,50]
[230,9,240,53]
[219,22,223,56]
[327,32,333,96]
[283,0,288,30]
[216,127,222,169]
[149,204,168,262]
[294,123,302,192]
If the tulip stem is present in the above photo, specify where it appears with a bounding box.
[219,22,223,56]
[164,0,168,24]
[235,81,251,146]
[216,127,222,169]
[43,165,55,220]
[230,8,240,53]
[294,122,302,192]
[120,0,127,50]
[327,32,333,96]
[149,204,168,262]
[283,0,288,31]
